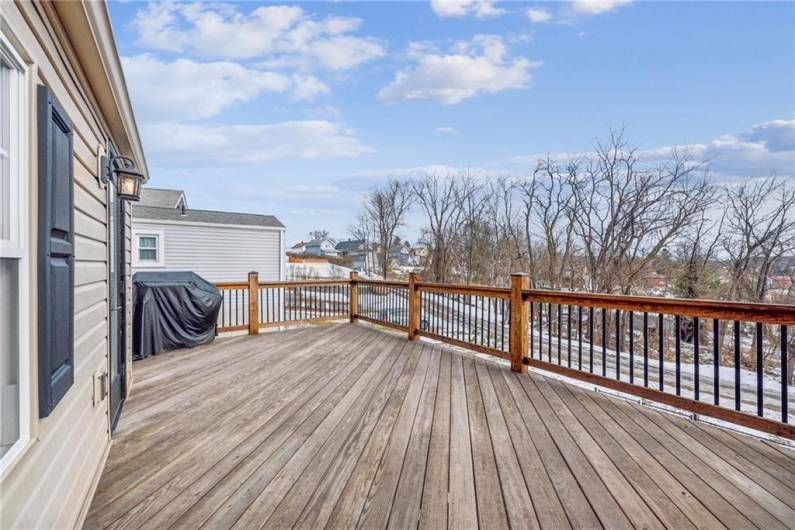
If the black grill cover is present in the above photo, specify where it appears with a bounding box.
[132,271,222,360]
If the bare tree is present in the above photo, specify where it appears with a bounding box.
[413,173,466,283]
[450,176,488,284]
[670,209,725,299]
[308,229,329,241]
[721,176,795,378]
[723,176,795,302]
[362,180,414,279]
[348,213,374,275]
[528,156,578,289]
[566,129,713,294]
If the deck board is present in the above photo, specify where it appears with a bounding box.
[85,323,795,529]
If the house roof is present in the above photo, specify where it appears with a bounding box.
[335,239,365,251]
[132,205,284,228]
[306,238,336,247]
[138,188,186,209]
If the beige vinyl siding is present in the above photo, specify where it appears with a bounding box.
[0,2,121,528]
[132,220,283,283]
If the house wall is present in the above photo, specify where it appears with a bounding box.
[132,220,285,283]
[1,2,134,528]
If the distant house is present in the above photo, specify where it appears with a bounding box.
[639,270,668,291]
[335,239,366,257]
[336,239,378,272]
[304,237,338,257]
[132,188,285,282]
[770,275,794,291]
[290,241,308,255]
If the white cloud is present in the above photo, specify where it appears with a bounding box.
[430,0,506,18]
[505,120,795,181]
[570,0,633,15]
[356,164,495,178]
[436,126,457,134]
[526,7,553,23]
[673,120,795,179]
[290,74,331,101]
[334,164,496,192]
[740,119,795,153]
[132,2,384,70]
[379,35,540,105]
[143,121,373,165]
[122,54,291,122]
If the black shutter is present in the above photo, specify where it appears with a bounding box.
[37,85,75,418]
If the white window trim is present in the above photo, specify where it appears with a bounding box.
[132,229,165,267]
[0,32,31,478]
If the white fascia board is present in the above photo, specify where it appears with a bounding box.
[131,218,286,232]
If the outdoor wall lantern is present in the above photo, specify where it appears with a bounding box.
[101,155,145,201]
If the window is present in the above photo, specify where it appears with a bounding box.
[0,35,30,469]
[133,230,164,267]
[138,236,157,261]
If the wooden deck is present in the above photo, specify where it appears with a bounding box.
[85,323,795,530]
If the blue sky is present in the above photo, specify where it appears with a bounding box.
[108,1,795,243]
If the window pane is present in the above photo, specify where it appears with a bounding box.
[0,258,20,458]
[139,249,157,261]
[0,62,10,241]
[139,236,156,249]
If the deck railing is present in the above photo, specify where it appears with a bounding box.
[215,271,794,439]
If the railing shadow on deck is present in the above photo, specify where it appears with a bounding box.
[214,271,795,440]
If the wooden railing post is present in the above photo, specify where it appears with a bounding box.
[408,272,420,340]
[248,271,259,335]
[350,271,358,322]
[510,273,529,373]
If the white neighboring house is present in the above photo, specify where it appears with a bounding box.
[132,189,285,282]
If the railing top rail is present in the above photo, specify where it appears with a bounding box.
[523,288,795,324]
[356,279,408,287]
[216,282,249,289]
[416,281,511,299]
[258,279,351,288]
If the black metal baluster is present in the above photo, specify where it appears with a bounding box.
[578,306,583,370]
[756,322,763,417]
[782,326,788,423]
[675,315,681,395]
[659,314,664,391]
[489,299,494,348]
[481,297,486,346]
[589,307,594,373]
[548,303,553,363]
[448,294,452,339]
[504,299,508,351]
[616,309,621,381]
[713,319,719,406]
[557,304,562,365]
[601,308,607,377]
[530,302,535,358]
[538,302,544,361]
[467,294,472,342]
[734,320,741,411]
[694,317,700,400]
[433,292,437,335]
[643,312,649,387]
[629,311,634,384]
[567,305,572,368]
